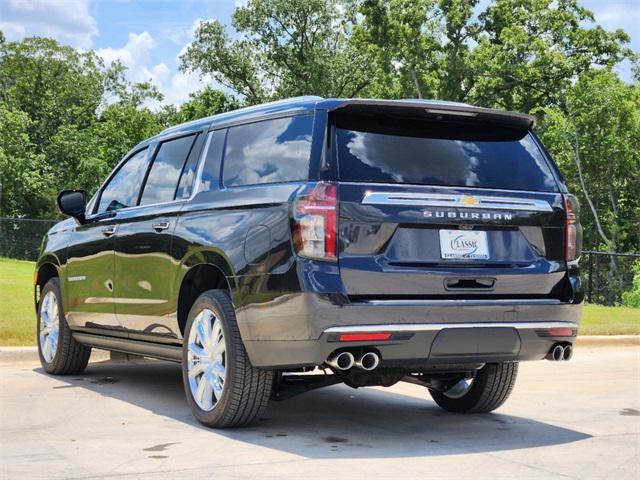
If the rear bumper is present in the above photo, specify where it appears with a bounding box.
[238,294,582,368]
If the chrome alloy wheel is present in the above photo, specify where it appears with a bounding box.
[443,372,477,399]
[39,291,60,363]
[187,308,227,411]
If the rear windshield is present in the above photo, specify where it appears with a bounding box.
[335,119,558,192]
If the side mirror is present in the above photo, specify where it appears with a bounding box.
[57,190,86,223]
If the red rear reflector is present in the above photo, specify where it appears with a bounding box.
[548,328,574,337]
[338,333,392,342]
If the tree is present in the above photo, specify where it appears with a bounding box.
[0,37,104,149]
[0,104,50,216]
[103,60,164,107]
[538,71,640,303]
[439,0,479,102]
[539,70,640,253]
[180,0,374,103]
[171,87,239,124]
[0,35,166,216]
[350,0,442,99]
[467,0,635,111]
[349,0,634,109]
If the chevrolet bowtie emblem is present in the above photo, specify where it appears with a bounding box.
[460,195,479,206]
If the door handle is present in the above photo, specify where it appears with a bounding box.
[101,225,117,237]
[152,221,170,232]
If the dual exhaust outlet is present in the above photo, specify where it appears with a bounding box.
[547,343,573,362]
[326,351,380,371]
[330,344,574,368]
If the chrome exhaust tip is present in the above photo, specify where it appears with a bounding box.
[548,344,565,361]
[355,352,380,371]
[563,344,573,361]
[326,351,355,370]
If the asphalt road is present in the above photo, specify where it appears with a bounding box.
[1,346,638,480]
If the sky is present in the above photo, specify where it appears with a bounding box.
[0,0,638,108]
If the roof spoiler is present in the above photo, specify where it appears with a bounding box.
[327,99,535,130]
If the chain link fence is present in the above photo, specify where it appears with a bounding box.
[583,251,640,306]
[1,218,638,306]
[0,217,58,261]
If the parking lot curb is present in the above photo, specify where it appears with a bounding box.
[576,335,640,347]
[0,347,109,364]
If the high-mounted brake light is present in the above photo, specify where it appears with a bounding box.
[293,182,337,261]
[564,195,582,262]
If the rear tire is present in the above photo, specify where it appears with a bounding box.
[429,362,518,413]
[37,278,91,375]
[181,289,273,428]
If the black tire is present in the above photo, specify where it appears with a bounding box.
[37,278,91,375]
[429,362,518,413]
[181,289,273,428]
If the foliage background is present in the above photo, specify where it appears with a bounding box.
[0,0,638,303]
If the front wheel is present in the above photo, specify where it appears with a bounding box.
[429,362,518,413]
[37,278,91,375]
[181,289,273,428]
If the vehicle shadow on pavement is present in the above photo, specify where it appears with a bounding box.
[35,359,591,459]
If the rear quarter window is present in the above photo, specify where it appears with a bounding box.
[222,115,314,187]
[335,119,558,192]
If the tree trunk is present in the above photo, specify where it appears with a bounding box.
[570,122,610,246]
[411,67,423,99]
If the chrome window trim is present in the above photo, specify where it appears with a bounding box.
[95,199,186,215]
[361,191,553,212]
[324,321,578,334]
[189,130,214,199]
[207,109,310,131]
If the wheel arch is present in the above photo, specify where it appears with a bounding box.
[34,257,61,310]
[175,251,237,338]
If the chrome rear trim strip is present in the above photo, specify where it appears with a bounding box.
[324,321,578,334]
[361,192,553,212]
[353,299,563,307]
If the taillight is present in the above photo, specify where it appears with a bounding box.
[293,182,337,261]
[564,195,582,262]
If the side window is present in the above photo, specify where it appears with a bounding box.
[140,135,195,206]
[223,115,314,187]
[97,148,149,214]
[175,134,204,199]
[198,130,227,194]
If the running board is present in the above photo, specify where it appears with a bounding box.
[73,332,182,363]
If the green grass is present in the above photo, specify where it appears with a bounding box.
[581,304,640,335]
[0,257,638,345]
[0,257,37,345]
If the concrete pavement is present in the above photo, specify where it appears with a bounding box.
[1,346,639,479]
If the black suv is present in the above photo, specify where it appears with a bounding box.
[35,97,583,428]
